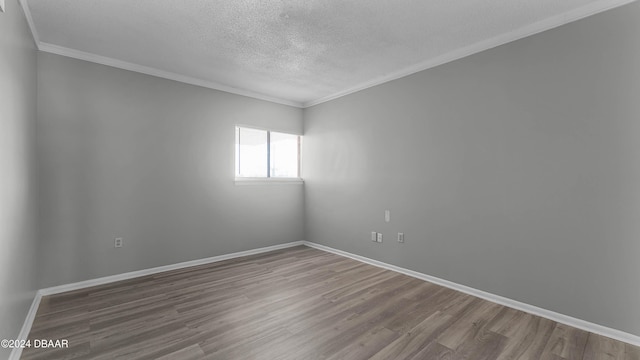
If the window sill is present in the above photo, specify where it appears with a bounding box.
[234,177,304,185]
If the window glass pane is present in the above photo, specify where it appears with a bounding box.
[235,127,240,175]
[270,131,298,178]
[237,127,267,177]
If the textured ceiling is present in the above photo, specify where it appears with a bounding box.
[24,0,635,107]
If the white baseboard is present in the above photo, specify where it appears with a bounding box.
[302,241,640,347]
[9,292,43,360]
[10,241,304,360]
[39,241,304,296]
[12,239,639,358]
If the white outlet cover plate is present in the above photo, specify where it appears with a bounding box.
[0,0,5,12]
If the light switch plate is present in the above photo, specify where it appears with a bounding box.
[1,0,5,13]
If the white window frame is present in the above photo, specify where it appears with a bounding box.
[234,126,303,185]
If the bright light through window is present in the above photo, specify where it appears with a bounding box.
[270,132,299,178]
[236,127,268,177]
[235,126,300,179]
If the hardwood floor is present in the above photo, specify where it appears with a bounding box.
[21,246,640,360]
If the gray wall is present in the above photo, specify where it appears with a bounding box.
[37,52,304,288]
[303,2,640,336]
[0,0,39,356]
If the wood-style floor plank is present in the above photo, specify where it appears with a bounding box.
[20,246,640,360]
[583,333,627,360]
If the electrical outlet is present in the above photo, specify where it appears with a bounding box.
[371,232,377,242]
[397,232,404,243]
[385,210,390,222]
[376,233,383,243]
[114,237,123,248]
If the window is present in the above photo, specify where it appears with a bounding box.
[235,126,301,182]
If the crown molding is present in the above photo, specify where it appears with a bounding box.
[37,42,304,108]
[20,0,638,108]
[303,0,638,108]
[18,0,40,48]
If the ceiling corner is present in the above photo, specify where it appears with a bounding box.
[18,0,41,49]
